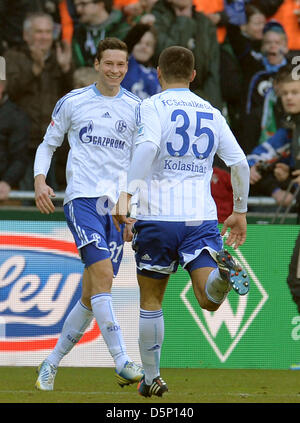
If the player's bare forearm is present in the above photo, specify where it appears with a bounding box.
[221,211,247,249]
[34,174,56,214]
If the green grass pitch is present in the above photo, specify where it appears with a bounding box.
[0,367,300,403]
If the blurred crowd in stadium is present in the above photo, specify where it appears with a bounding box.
[0,0,300,223]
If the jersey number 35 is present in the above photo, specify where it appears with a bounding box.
[167,110,214,160]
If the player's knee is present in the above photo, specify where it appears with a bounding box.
[139,286,165,310]
[203,302,220,312]
[91,277,113,296]
[88,264,114,296]
[195,295,220,312]
[140,298,163,310]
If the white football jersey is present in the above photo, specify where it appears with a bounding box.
[134,88,246,221]
[43,84,140,205]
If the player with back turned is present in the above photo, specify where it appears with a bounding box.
[113,46,251,398]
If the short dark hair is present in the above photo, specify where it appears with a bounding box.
[79,0,113,13]
[274,63,300,84]
[124,23,157,55]
[96,37,128,61]
[95,0,113,13]
[263,20,286,36]
[244,4,265,22]
[158,46,194,83]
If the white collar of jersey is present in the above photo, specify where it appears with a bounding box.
[92,83,123,98]
[164,88,190,92]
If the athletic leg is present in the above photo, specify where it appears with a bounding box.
[35,268,94,391]
[86,258,131,371]
[137,273,169,397]
[188,249,249,312]
[190,266,228,312]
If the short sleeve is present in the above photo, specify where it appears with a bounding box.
[216,113,246,166]
[43,95,72,147]
[135,98,162,149]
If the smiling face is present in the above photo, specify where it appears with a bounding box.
[132,31,156,64]
[23,16,54,53]
[281,80,300,115]
[94,49,128,96]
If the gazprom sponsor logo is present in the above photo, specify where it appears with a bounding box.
[79,120,94,143]
[0,234,100,351]
[79,120,125,149]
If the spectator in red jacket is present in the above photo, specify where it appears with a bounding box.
[211,165,233,223]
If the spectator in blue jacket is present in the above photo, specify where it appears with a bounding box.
[247,63,300,206]
[227,18,289,154]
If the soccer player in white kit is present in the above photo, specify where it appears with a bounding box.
[33,38,143,390]
[113,46,251,397]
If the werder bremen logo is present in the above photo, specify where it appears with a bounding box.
[180,248,268,362]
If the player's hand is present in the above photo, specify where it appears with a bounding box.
[221,211,247,249]
[123,222,135,242]
[111,191,134,232]
[34,175,56,214]
[250,164,262,184]
[112,215,136,235]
